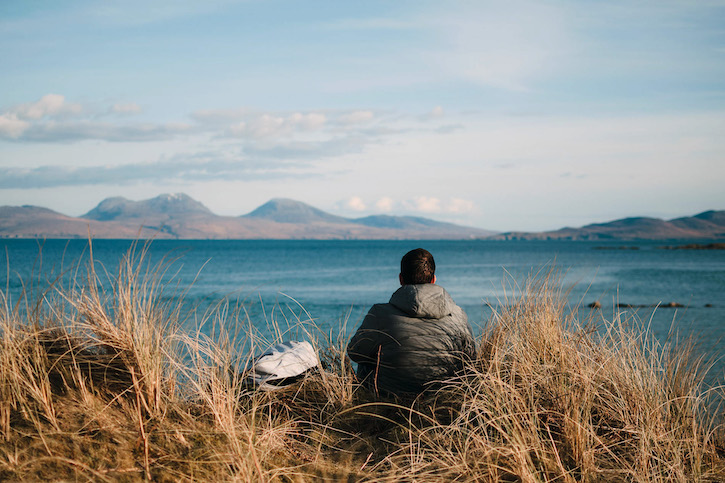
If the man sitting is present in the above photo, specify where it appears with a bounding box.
[347,248,475,397]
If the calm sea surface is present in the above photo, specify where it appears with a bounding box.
[2,239,724,382]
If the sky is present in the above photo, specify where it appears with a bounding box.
[1,0,724,231]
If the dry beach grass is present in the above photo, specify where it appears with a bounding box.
[0,243,723,481]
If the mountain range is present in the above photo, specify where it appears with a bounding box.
[491,211,725,240]
[0,193,723,240]
[0,194,495,240]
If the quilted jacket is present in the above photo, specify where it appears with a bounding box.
[347,283,475,396]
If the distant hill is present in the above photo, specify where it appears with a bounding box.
[3,195,722,240]
[669,210,725,233]
[0,193,495,240]
[243,198,348,224]
[241,199,496,238]
[0,205,149,239]
[491,211,725,240]
[83,193,212,221]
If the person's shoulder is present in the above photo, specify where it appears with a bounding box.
[364,300,408,323]
[452,302,467,317]
[366,301,394,315]
[432,285,466,314]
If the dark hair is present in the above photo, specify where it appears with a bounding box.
[400,248,435,285]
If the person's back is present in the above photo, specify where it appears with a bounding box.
[347,248,475,396]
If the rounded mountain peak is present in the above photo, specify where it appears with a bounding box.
[83,193,212,221]
[244,198,347,224]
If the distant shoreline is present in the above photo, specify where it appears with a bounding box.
[2,194,724,240]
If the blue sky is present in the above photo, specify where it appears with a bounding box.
[1,0,724,231]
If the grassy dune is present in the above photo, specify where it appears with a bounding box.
[0,245,723,481]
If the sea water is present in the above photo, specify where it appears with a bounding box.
[2,239,724,382]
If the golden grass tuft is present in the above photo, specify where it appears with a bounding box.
[0,245,722,481]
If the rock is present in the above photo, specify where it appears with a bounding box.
[616,301,686,309]
[588,301,602,309]
[658,243,725,250]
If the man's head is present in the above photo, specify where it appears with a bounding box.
[399,248,436,285]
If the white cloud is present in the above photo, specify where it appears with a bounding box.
[0,113,30,138]
[111,102,142,114]
[428,106,445,119]
[375,196,394,212]
[337,110,374,125]
[16,94,66,119]
[448,198,474,213]
[0,96,391,156]
[195,108,377,143]
[289,112,326,130]
[191,107,250,123]
[400,197,474,214]
[338,196,470,215]
[228,112,327,139]
[345,196,367,211]
[408,196,442,213]
[0,94,180,142]
[10,94,83,121]
[248,114,285,138]
[243,135,367,160]
[228,121,247,136]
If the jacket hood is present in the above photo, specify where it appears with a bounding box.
[389,284,455,319]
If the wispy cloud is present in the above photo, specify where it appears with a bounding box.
[448,198,475,213]
[0,151,308,189]
[406,196,442,213]
[0,94,190,142]
[195,107,379,136]
[0,97,386,146]
[200,107,389,160]
[420,106,445,121]
[337,110,375,125]
[226,112,327,139]
[19,122,194,143]
[242,135,369,160]
[14,94,83,120]
[405,197,476,215]
[0,95,453,191]
[111,102,143,115]
[0,94,84,140]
